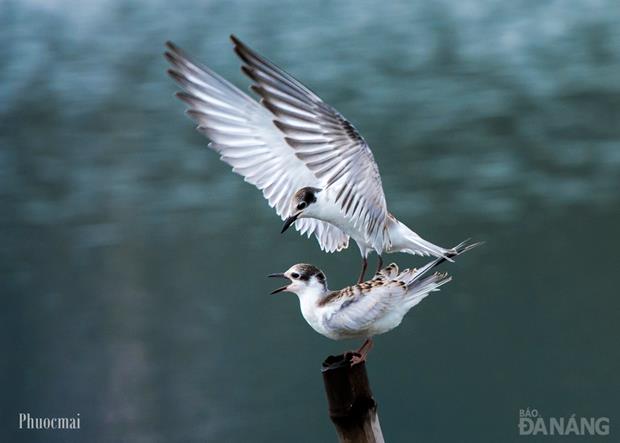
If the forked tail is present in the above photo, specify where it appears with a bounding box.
[387,217,453,261]
[398,238,482,309]
[387,215,483,264]
[404,238,483,286]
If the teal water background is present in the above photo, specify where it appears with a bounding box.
[2,0,620,441]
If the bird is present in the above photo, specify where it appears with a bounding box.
[268,240,478,364]
[165,36,469,283]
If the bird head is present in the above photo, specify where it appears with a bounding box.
[268,264,327,295]
[280,187,322,233]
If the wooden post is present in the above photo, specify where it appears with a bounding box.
[321,352,385,443]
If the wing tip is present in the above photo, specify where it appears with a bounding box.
[163,51,176,65]
[167,68,183,82]
[164,40,187,60]
[164,41,195,73]
[175,90,199,107]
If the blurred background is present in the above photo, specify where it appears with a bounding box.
[2,0,619,441]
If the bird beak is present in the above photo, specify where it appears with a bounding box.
[281,212,300,233]
[268,273,291,294]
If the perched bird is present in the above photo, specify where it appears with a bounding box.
[166,36,467,282]
[268,240,478,363]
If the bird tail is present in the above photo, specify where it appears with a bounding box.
[402,271,452,310]
[387,215,484,264]
[386,217,454,261]
[392,238,482,310]
[399,238,482,287]
[446,238,485,257]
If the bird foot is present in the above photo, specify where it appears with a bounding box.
[343,350,365,366]
[349,352,365,366]
[346,338,374,366]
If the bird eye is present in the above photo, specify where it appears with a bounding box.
[296,202,307,210]
[317,273,324,280]
[291,272,300,279]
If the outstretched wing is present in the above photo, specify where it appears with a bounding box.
[165,42,349,252]
[231,36,389,251]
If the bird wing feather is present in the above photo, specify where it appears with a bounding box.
[165,41,349,252]
[231,36,389,251]
[324,265,451,333]
[323,278,407,333]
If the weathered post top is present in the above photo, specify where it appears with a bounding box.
[321,353,385,443]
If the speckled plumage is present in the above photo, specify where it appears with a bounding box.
[271,257,456,341]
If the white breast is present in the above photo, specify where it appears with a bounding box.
[298,297,333,338]
[314,189,384,256]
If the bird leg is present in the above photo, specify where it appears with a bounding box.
[350,338,374,366]
[357,257,368,283]
[375,255,383,275]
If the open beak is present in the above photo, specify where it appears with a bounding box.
[281,212,300,233]
[268,273,291,294]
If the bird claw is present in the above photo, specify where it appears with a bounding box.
[345,351,365,366]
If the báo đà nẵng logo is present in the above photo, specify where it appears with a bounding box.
[518,408,610,436]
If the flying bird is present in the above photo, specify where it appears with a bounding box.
[268,240,479,363]
[165,36,467,282]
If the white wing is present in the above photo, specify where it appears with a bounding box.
[294,218,350,253]
[231,36,389,251]
[325,284,405,334]
[324,263,451,333]
[165,42,349,252]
